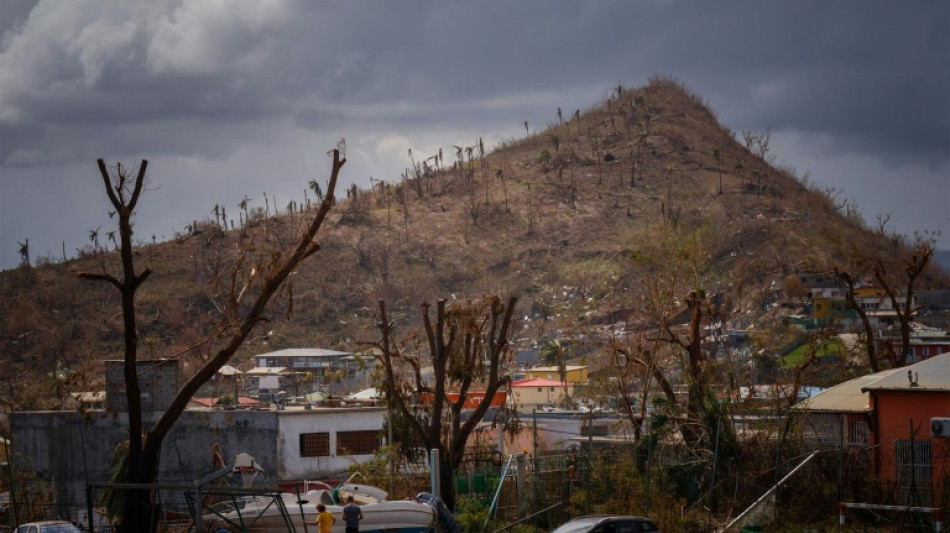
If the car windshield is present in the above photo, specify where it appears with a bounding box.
[550,517,603,533]
[42,525,83,533]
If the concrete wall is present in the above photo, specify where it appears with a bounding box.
[10,406,385,517]
[10,408,281,517]
[276,407,385,479]
[104,359,181,415]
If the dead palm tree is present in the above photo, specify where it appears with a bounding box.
[238,196,250,220]
[17,239,29,266]
[713,147,723,194]
[89,226,101,252]
[309,179,324,203]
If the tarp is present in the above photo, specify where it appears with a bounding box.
[218,365,242,376]
[347,387,381,400]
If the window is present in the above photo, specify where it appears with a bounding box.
[895,439,932,505]
[538,387,542,392]
[337,430,382,455]
[300,432,330,457]
[612,522,638,533]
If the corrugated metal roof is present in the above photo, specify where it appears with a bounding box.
[795,351,950,412]
[862,351,950,392]
[511,378,571,387]
[255,348,351,358]
[527,365,588,372]
[794,367,903,413]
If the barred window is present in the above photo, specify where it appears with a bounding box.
[337,430,382,455]
[896,439,932,505]
[300,432,330,457]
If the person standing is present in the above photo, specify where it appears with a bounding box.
[307,503,336,533]
[342,495,363,533]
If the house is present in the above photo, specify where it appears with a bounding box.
[793,368,903,448]
[244,366,287,400]
[861,352,950,505]
[524,365,589,383]
[794,352,950,505]
[256,348,363,377]
[508,378,574,409]
[797,270,846,297]
[10,359,386,522]
[852,286,915,329]
[251,348,376,397]
[895,326,950,363]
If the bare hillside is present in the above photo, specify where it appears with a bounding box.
[1,77,945,407]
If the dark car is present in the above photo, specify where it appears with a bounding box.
[549,515,661,533]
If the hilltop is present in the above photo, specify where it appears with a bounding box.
[1,77,946,407]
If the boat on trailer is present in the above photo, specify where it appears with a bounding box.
[205,481,441,533]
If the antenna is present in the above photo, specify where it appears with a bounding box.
[907,370,919,387]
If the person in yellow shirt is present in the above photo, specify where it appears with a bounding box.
[307,503,336,533]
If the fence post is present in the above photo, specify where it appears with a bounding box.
[430,449,441,499]
[586,413,592,515]
[837,416,844,503]
[193,487,203,532]
[711,414,721,519]
[295,486,310,533]
[5,435,18,529]
[774,414,782,486]
[533,410,539,518]
[645,415,652,514]
[86,485,95,533]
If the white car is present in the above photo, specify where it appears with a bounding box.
[14,521,83,533]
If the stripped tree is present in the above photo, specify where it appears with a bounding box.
[372,295,517,511]
[81,149,345,532]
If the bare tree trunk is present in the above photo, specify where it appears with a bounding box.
[82,151,345,532]
[837,269,881,372]
[374,296,517,511]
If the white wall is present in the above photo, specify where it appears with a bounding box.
[277,406,386,479]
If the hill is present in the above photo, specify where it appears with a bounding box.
[1,77,946,408]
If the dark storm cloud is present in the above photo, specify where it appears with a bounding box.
[3,1,945,165]
[0,0,947,268]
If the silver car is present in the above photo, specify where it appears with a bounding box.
[550,515,661,533]
[14,521,83,533]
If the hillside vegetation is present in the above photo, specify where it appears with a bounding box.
[1,77,945,408]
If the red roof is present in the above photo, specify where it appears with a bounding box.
[510,378,571,387]
[420,391,507,408]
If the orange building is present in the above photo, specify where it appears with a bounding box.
[861,352,950,505]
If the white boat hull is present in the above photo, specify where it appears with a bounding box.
[207,492,437,533]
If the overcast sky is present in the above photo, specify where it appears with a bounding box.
[1,1,947,269]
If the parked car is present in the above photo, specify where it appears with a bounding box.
[550,515,661,533]
[14,521,83,533]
